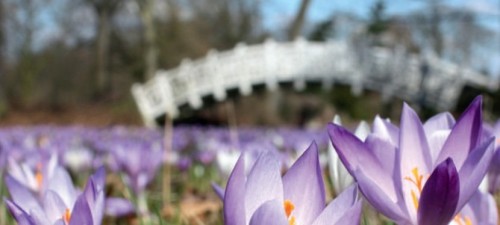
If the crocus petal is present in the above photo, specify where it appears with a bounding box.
[422,112,455,162]
[83,177,105,225]
[364,135,398,180]
[328,147,353,194]
[333,115,342,125]
[223,155,246,225]
[354,170,408,223]
[69,194,94,225]
[248,200,288,225]
[4,199,35,225]
[456,137,495,213]
[417,158,459,225]
[399,103,432,174]
[331,200,363,225]
[354,121,370,141]
[244,152,284,223]
[487,148,500,194]
[329,124,402,211]
[427,130,451,164]
[29,207,52,225]
[327,124,379,176]
[423,112,455,134]
[211,182,225,200]
[43,190,67,223]
[46,154,59,179]
[47,167,77,208]
[328,116,352,193]
[282,142,324,225]
[5,175,42,213]
[372,116,399,145]
[7,158,27,187]
[400,103,432,222]
[312,184,360,225]
[463,191,498,225]
[89,167,106,192]
[436,96,482,169]
[105,198,135,217]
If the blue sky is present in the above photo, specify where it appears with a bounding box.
[14,0,500,75]
[263,0,500,28]
[262,0,500,75]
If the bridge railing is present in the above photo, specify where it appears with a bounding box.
[132,38,498,126]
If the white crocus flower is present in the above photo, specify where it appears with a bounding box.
[328,115,370,195]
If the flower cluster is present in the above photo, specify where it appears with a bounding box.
[5,159,105,225]
[327,96,498,225]
[1,96,500,225]
[216,96,500,224]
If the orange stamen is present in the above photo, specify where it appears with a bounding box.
[283,200,295,217]
[283,200,296,225]
[63,208,71,224]
[35,172,43,188]
[35,163,43,188]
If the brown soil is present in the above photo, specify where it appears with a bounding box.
[0,104,143,126]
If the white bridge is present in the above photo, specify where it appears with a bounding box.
[131,38,498,127]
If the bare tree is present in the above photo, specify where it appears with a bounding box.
[288,0,313,40]
[0,0,6,115]
[136,0,157,81]
[428,0,443,56]
[85,0,121,97]
[4,0,45,106]
[187,0,262,48]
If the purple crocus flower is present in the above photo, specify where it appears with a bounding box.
[221,142,362,225]
[110,140,163,195]
[7,154,58,194]
[451,191,498,225]
[5,167,106,225]
[480,120,500,194]
[328,96,495,225]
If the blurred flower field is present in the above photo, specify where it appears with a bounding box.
[2,96,500,225]
[0,125,334,224]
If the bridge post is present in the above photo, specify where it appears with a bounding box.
[181,59,203,109]
[157,73,179,118]
[207,50,227,101]
[131,84,157,127]
[264,39,278,91]
[234,43,253,96]
[350,74,364,96]
[293,38,307,91]
[131,72,179,127]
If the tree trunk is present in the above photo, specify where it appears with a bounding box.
[288,0,312,40]
[138,0,157,81]
[0,1,6,116]
[429,1,443,56]
[95,8,111,97]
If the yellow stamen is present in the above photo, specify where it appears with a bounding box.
[453,214,472,225]
[283,200,296,225]
[410,190,419,210]
[63,208,71,224]
[404,167,428,211]
[404,168,424,192]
